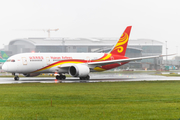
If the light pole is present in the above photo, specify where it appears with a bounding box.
[152,40,153,56]
[177,46,178,56]
[166,41,167,66]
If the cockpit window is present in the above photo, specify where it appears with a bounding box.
[6,59,15,62]
[11,59,15,62]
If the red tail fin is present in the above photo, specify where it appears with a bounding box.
[110,26,132,56]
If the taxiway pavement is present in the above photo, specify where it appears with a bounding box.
[0,72,180,84]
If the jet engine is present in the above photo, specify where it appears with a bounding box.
[69,64,90,77]
[23,73,40,77]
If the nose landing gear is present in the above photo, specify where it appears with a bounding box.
[14,75,19,81]
[12,73,19,81]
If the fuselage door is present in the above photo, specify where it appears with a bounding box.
[86,56,91,63]
[46,57,51,65]
[22,57,27,65]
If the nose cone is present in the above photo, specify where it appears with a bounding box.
[2,63,8,71]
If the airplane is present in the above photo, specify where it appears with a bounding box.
[2,26,171,80]
[0,51,9,68]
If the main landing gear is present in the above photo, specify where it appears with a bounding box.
[56,74,66,80]
[79,75,90,80]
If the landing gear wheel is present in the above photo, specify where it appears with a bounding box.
[56,76,59,80]
[62,75,66,80]
[56,74,66,80]
[14,75,19,81]
[79,75,90,80]
[86,75,90,80]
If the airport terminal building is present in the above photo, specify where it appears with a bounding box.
[3,37,163,70]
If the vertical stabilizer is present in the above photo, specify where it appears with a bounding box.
[109,26,132,56]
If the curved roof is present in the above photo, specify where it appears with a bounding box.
[8,38,163,46]
[9,39,36,46]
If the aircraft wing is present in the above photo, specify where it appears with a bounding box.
[59,54,174,69]
[87,54,175,67]
[58,63,78,68]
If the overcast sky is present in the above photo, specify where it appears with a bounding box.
[0,0,180,56]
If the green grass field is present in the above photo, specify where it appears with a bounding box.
[1,81,180,120]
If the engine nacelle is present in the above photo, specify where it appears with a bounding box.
[23,73,40,77]
[69,64,90,77]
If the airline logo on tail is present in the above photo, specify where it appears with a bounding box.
[114,33,129,53]
[110,26,132,56]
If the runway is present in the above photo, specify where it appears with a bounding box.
[0,72,180,84]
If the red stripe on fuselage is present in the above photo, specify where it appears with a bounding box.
[32,55,129,73]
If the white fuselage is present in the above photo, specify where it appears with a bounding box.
[3,53,106,74]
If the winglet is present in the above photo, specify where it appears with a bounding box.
[109,26,132,56]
